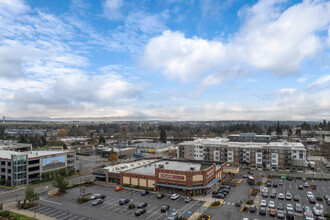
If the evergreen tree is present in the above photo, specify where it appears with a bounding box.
[53,176,69,193]
[276,121,282,135]
[160,129,167,143]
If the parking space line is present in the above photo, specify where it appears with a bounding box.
[56,211,69,219]
[38,208,53,214]
[48,210,64,217]
[69,215,80,220]
[146,208,161,220]
[45,209,62,216]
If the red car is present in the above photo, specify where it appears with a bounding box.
[247,171,253,175]
[269,209,277,217]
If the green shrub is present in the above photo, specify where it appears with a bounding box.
[323,213,330,218]
[0,211,10,217]
[122,184,130,187]
[210,201,220,206]
[246,200,254,205]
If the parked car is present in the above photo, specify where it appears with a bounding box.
[92,199,103,206]
[286,193,292,200]
[157,193,165,199]
[247,171,253,175]
[271,189,277,194]
[119,199,129,205]
[137,202,148,208]
[304,210,314,220]
[278,193,284,200]
[308,196,316,204]
[161,205,170,213]
[277,210,285,219]
[262,187,268,193]
[262,192,269,198]
[259,207,266,215]
[273,182,278,187]
[277,203,284,210]
[167,212,179,220]
[219,185,231,190]
[115,186,124,191]
[141,191,149,196]
[286,176,293,181]
[286,204,294,212]
[324,195,330,206]
[298,185,304,190]
[270,193,276,198]
[268,201,276,209]
[171,194,180,200]
[302,177,307,182]
[295,203,303,213]
[249,205,256,213]
[269,209,277,217]
[293,195,300,201]
[242,174,247,178]
[260,200,267,207]
[279,180,283,185]
[286,210,295,219]
[184,196,192,203]
[313,207,322,216]
[90,193,102,200]
[304,182,309,187]
[212,193,224,199]
[135,209,146,216]
[217,190,228,196]
[266,181,272,187]
[235,200,243,207]
[307,191,314,198]
[315,216,325,220]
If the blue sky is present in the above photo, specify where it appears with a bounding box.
[0,0,329,121]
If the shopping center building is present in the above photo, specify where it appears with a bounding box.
[93,159,226,196]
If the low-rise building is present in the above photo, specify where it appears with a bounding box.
[0,150,76,187]
[128,142,176,154]
[92,159,226,196]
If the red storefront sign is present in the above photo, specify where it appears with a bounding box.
[160,174,184,180]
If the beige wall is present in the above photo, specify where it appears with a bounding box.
[192,175,203,181]
[131,178,138,185]
[140,179,147,187]
[123,176,130,184]
[148,180,155,188]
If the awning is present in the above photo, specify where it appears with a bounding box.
[154,178,220,190]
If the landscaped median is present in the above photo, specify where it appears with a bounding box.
[208,200,223,208]
[194,213,211,220]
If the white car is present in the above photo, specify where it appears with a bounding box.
[260,200,267,207]
[278,193,284,199]
[171,194,180,200]
[286,204,293,211]
[268,201,276,208]
[262,187,268,193]
[307,191,314,198]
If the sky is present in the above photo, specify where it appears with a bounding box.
[0,0,330,121]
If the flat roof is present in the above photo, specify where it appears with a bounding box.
[129,142,174,149]
[0,150,71,160]
[129,160,212,176]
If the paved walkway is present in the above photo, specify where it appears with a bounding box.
[1,202,56,220]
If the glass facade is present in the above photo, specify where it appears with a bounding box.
[11,154,28,186]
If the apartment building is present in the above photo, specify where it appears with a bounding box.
[178,137,306,171]
[0,150,76,187]
[227,133,271,143]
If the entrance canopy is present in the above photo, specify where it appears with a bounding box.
[155,178,220,190]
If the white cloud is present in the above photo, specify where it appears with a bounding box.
[142,0,330,84]
[0,0,29,14]
[309,74,330,87]
[103,0,123,20]
[142,30,225,82]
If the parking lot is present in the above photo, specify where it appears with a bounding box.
[32,184,203,220]
[205,174,330,220]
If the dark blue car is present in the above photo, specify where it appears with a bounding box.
[141,191,150,196]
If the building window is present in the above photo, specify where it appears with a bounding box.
[257,159,262,163]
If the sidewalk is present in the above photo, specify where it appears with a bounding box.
[1,202,56,220]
